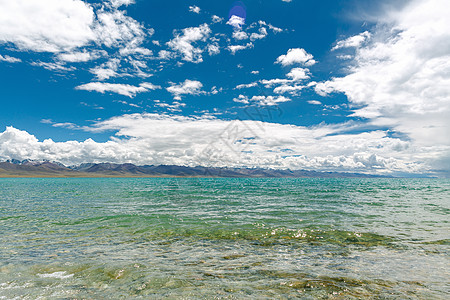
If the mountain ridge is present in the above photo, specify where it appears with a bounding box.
[0,160,390,178]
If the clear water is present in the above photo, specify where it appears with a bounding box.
[0,178,449,299]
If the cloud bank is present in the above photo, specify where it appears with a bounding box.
[316,0,450,174]
[0,114,431,175]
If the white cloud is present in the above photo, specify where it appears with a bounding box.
[0,115,427,175]
[207,43,220,56]
[227,15,245,29]
[276,48,316,66]
[167,24,211,63]
[154,100,186,112]
[308,100,322,105]
[80,102,104,110]
[212,15,224,23]
[251,70,259,75]
[57,50,98,62]
[337,54,353,60]
[89,58,120,80]
[52,122,81,130]
[94,9,146,49]
[166,79,204,100]
[0,0,153,76]
[315,0,450,174]
[233,95,291,106]
[31,61,75,71]
[235,82,258,89]
[282,0,292,2]
[259,68,310,95]
[76,82,160,97]
[332,31,371,51]
[232,31,248,40]
[258,21,283,33]
[0,0,95,52]
[210,86,223,95]
[228,43,254,54]
[273,84,305,94]
[250,27,268,41]
[260,78,291,87]
[0,54,21,63]
[189,5,201,14]
[109,0,135,8]
[158,50,173,60]
[0,0,155,85]
[119,46,152,57]
[286,67,310,81]
[115,99,140,108]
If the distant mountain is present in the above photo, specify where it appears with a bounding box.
[0,160,76,177]
[0,160,388,178]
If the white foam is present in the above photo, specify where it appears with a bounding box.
[37,271,74,279]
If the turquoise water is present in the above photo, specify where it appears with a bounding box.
[0,178,449,299]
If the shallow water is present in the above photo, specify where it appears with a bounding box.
[0,178,449,299]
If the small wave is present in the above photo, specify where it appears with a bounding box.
[37,271,74,279]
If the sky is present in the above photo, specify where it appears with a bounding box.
[0,0,449,177]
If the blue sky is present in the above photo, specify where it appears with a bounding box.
[0,0,449,176]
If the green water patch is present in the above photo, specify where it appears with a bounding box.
[14,262,430,299]
[136,225,396,248]
[48,214,397,248]
[278,275,425,299]
[421,239,450,245]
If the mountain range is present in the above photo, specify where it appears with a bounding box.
[0,160,387,178]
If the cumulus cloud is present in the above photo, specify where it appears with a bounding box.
[0,0,152,82]
[0,115,427,175]
[315,0,450,173]
[75,82,160,97]
[207,43,220,56]
[273,84,305,94]
[258,67,310,95]
[232,31,248,40]
[228,43,254,54]
[0,0,95,52]
[258,21,283,33]
[227,15,245,29]
[189,5,201,14]
[212,15,224,23]
[93,8,146,49]
[89,58,120,80]
[167,24,211,63]
[166,79,204,100]
[230,20,281,44]
[286,67,310,81]
[276,48,316,66]
[250,27,268,41]
[332,31,371,51]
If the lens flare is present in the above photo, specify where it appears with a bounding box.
[228,1,247,29]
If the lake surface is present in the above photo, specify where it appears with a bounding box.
[0,178,449,299]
